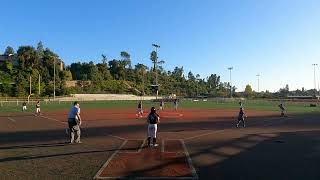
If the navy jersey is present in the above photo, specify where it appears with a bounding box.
[148,113,159,124]
[238,108,245,119]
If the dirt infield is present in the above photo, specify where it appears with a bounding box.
[95,139,196,179]
[30,108,280,122]
[1,107,320,179]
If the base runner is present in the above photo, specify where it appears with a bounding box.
[147,107,160,147]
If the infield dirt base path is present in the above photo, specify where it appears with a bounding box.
[95,139,197,179]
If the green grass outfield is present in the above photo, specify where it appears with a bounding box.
[0,99,319,114]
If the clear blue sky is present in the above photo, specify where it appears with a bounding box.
[1,0,320,92]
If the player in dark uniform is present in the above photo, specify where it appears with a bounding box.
[35,101,41,116]
[236,107,246,128]
[173,99,178,111]
[239,101,243,108]
[22,101,27,112]
[159,100,164,111]
[278,103,285,117]
[136,101,143,118]
[147,107,160,147]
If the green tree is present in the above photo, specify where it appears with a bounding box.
[17,46,39,70]
[244,84,253,97]
[120,51,131,80]
[37,41,44,58]
[63,70,73,81]
[4,46,15,55]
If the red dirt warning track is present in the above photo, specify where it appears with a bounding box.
[94,139,197,179]
[41,108,279,122]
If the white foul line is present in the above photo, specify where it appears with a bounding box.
[94,138,198,180]
[7,117,16,122]
[94,140,128,179]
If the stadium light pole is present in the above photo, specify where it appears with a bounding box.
[256,74,260,93]
[152,43,160,98]
[228,67,233,98]
[312,64,318,96]
[53,57,56,101]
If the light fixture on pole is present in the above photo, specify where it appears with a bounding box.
[257,74,260,92]
[152,43,160,99]
[53,57,56,101]
[312,64,318,96]
[228,67,233,98]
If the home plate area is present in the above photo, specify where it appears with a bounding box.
[94,139,198,179]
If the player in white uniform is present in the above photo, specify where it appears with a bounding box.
[147,107,160,147]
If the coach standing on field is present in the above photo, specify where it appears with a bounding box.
[68,101,82,144]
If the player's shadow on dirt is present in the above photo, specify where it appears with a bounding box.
[185,130,320,180]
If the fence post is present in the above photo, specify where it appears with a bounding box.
[17,100,19,106]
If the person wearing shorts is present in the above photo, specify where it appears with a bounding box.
[236,107,246,128]
[147,107,160,147]
[136,101,143,118]
[22,101,27,112]
[35,101,41,116]
[68,101,82,144]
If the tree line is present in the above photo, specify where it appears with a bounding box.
[0,42,317,98]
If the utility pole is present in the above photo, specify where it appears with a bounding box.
[228,67,233,98]
[38,74,41,95]
[54,58,56,101]
[29,75,32,95]
[142,69,146,96]
[256,74,260,92]
[152,44,160,98]
[312,64,318,97]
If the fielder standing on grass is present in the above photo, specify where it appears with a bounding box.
[35,101,41,116]
[22,101,27,112]
[173,99,178,111]
[159,100,164,111]
[147,107,160,147]
[68,101,82,144]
